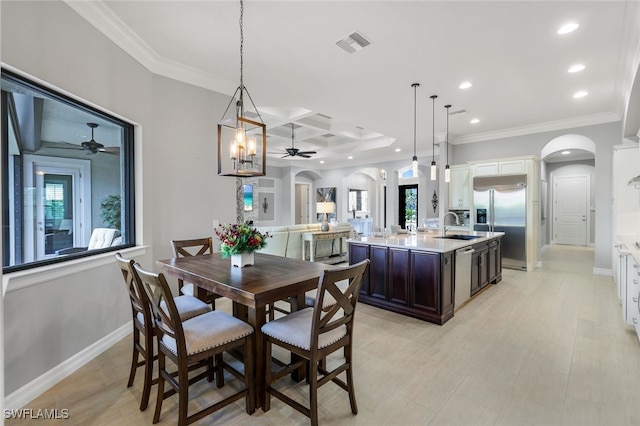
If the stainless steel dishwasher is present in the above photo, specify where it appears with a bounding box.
[455,247,475,307]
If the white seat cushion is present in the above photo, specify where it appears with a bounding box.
[261,308,346,351]
[136,295,210,326]
[305,279,349,309]
[172,295,211,321]
[180,283,195,297]
[161,311,253,356]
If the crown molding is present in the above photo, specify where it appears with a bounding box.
[63,0,237,95]
[453,112,621,145]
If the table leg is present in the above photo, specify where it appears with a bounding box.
[310,241,315,262]
[248,305,267,410]
[302,239,307,261]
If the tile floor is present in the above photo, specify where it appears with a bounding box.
[7,244,640,425]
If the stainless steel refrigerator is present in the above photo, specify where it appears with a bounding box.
[473,174,527,270]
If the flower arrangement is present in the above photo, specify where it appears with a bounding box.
[214,223,270,257]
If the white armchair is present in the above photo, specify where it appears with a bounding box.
[56,228,121,255]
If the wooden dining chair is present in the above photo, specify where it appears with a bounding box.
[133,263,255,426]
[114,253,212,411]
[171,237,222,308]
[261,259,369,426]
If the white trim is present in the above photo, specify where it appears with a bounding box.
[63,0,236,96]
[593,267,613,276]
[2,246,147,295]
[454,112,620,145]
[4,321,132,410]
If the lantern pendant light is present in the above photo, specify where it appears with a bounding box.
[444,104,451,183]
[217,0,267,177]
[430,95,438,181]
[411,83,420,177]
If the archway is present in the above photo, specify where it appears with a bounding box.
[540,135,596,248]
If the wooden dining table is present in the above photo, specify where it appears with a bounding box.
[156,252,333,409]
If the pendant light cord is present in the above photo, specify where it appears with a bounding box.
[412,83,419,159]
[239,0,244,90]
[432,96,435,159]
[445,104,450,165]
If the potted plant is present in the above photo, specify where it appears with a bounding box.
[100,194,121,230]
[214,223,270,267]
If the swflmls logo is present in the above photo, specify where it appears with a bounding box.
[4,408,70,419]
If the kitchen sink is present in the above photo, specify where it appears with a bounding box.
[437,234,482,240]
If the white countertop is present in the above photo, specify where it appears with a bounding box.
[616,234,640,264]
[349,231,505,253]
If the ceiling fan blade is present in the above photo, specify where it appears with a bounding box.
[297,151,316,155]
[98,147,120,154]
[297,154,312,158]
[281,154,292,158]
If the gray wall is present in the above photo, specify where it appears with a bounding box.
[1,1,237,395]
[451,122,621,271]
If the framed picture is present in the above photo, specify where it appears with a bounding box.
[243,184,253,211]
[316,187,337,221]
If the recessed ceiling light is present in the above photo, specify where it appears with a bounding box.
[320,160,325,164]
[459,81,472,90]
[395,148,401,152]
[562,151,571,155]
[470,118,480,124]
[573,90,588,98]
[568,64,585,73]
[348,156,353,160]
[557,22,579,35]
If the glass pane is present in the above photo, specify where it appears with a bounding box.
[2,70,134,271]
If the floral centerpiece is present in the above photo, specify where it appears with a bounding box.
[214,223,270,267]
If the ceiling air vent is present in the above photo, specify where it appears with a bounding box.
[336,31,372,54]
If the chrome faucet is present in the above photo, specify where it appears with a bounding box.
[441,211,460,237]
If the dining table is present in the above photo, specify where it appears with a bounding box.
[156,252,334,410]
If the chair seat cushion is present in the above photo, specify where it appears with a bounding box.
[261,308,346,351]
[172,295,211,321]
[136,295,210,326]
[305,279,349,309]
[162,311,253,356]
[180,283,195,297]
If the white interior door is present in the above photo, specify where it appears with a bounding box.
[553,175,589,245]
[295,184,309,224]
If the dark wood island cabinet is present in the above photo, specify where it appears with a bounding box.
[349,232,502,325]
[350,242,454,325]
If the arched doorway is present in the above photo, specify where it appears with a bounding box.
[540,135,596,247]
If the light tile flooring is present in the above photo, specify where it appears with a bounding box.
[8,245,640,425]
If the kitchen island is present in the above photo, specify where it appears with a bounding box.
[349,231,504,325]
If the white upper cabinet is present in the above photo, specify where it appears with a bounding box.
[448,165,470,209]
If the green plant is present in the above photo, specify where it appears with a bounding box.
[100,194,121,229]
[214,223,270,257]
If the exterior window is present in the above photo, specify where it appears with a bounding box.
[1,70,135,272]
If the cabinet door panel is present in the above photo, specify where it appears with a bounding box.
[370,246,388,300]
[389,248,410,305]
[411,251,440,313]
[349,243,370,295]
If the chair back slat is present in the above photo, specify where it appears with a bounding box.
[134,263,186,354]
[114,253,149,321]
[312,260,369,345]
[171,237,213,258]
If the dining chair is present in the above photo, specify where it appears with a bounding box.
[261,259,369,426]
[170,237,221,308]
[114,253,212,411]
[133,263,255,426]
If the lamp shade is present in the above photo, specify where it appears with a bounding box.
[317,202,335,214]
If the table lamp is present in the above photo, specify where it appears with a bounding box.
[317,202,335,232]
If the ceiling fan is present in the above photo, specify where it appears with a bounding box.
[52,123,119,155]
[273,123,317,158]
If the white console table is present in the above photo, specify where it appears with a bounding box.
[301,229,351,263]
[348,218,373,236]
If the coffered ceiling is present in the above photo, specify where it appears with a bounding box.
[65,1,640,168]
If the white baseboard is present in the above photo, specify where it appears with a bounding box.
[4,321,132,410]
[593,267,613,276]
